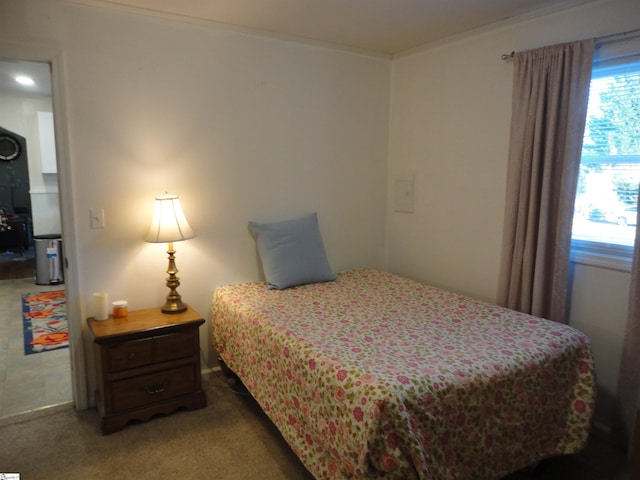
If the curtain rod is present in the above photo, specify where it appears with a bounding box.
[595,27,640,46]
[501,27,640,61]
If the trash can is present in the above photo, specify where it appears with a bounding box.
[34,234,64,285]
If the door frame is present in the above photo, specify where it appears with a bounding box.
[0,41,87,409]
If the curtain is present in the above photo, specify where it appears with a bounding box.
[498,39,595,323]
[614,193,640,450]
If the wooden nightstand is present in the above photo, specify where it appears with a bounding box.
[87,305,207,434]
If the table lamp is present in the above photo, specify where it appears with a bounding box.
[144,194,195,313]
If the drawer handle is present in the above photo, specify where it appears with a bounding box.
[143,382,168,395]
[128,353,136,360]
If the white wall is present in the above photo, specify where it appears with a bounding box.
[0,0,390,392]
[388,0,640,431]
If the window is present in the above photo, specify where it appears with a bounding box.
[571,58,640,271]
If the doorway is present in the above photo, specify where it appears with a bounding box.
[0,59,70,418]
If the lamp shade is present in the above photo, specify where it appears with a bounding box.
[144,194,196,243]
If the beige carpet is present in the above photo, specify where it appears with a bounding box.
[0,372,313,480]
[0,370,629,480]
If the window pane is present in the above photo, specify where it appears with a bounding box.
[572,67,640,249]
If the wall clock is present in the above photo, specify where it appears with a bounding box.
[0,133,21,161]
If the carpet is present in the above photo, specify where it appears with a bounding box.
[0,373,316,480]
[22,290,67,355]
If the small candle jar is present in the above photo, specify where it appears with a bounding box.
[112,300,128,318]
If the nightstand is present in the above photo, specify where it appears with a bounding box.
[87,305,207,434]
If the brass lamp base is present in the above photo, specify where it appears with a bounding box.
[162,299,187,314]
[161,242,188,314]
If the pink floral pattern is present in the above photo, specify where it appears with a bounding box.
[212,269,595,479]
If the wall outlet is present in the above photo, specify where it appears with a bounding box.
[90,208,105,229]
[394,175,415,213]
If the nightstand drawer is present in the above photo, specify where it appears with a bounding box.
[106,332,194,373]
[107,338,153,372]
[154,331,194,363]
[111,365,196,411]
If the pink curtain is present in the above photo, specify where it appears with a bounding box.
[498,40,594,323]
[614,194,640,449]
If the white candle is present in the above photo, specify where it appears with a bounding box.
[94,292,109,320]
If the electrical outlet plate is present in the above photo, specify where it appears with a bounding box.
[90,208,105,229]
[394,175,415,213]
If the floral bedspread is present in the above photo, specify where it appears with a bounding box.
[211,269,595,480]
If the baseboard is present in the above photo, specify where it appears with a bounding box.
[591,420,627,451]
[593,420,612,438]
[0,401,73,428]
[203,366,221,376]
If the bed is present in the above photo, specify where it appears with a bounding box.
[211,268,595,480]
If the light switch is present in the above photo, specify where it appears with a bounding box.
[394,176,415,213]
[90,208,105,229]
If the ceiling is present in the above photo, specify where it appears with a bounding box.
[0,0,596,96]
[90,0,596,55]
[0,60,51,97]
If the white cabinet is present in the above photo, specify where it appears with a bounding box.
[38,111,57,174]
